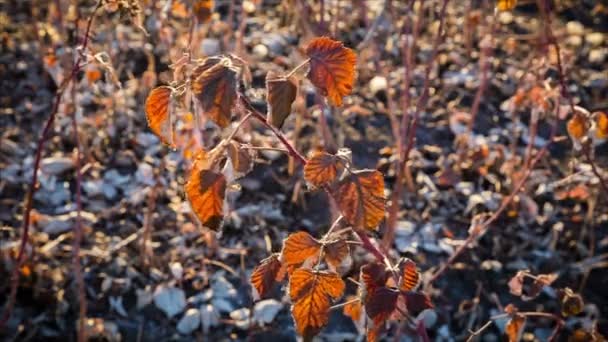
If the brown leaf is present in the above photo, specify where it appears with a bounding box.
[266,71,298,128]
[227,141,254,176]
[560,287,584,317]
[505,313,526,342]
[185,155,227,231]
[304,150,344,187]
[360,262,389,294]
[323,239,349,269]
[567,111,588,141]
[365,286,399,326]
[403,292,433,314]
[289,268,345,338]
[398,259,419,292]
[305,37,356,106]
[250,253,284,299]
[145,86,174,146]
[332,170,385,230]
[281,232,322,268]
[191,57,238,128]
[193,0,213,23]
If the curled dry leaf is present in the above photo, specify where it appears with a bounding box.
[332,170,386,230]
[305,37,356,106]
[560,287,584,317]
[505,313,526,342]
[398,259,419,292]
[145,86,174,146]
[250,253,285,299]
[323,238,349,269]
[281,232,321,268]
[304,150,344,187]
[266,71,298,129]
[496,0,517,11]
[227,141,255,176]
[289,268,345,338]
[185,153,227,231]
[593,111,608,139]
[191,57,238,128]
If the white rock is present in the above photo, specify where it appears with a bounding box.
[153,285,186,318]
[499,12,513,25]
[566,21,584,36]
[369,76,388,95]
[566,35,583,47]
[41,157,74,175]
[589,49,606,64]
[136,287,153,309]
[416,309,438,329]
[253,299,283,325]
[177,308,201,335]
[252,44,268,59]
[170,262,183,280]
[201,38,221,56]
[586,32,604,47]
[230,308,251,329]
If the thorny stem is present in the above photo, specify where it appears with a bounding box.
[0,2,101,331]
[383,0,450,250]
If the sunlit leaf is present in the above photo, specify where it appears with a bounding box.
[360,262,389,294]
[505,313,526,342]
[289,268,345,338]
[191,57,238,128]
[145,86,174,146]
[304,150,344,187]
[305,37,356,106]
[250,253,284,299]
[281,232,322,268]
[593,111,608,139]
[343,296,362,323]
[323,238,349,269]
[496,0,517,11]
[332,170,385,230]
[398,259,419,292]
[266,71,298,129]
[185,153,227,231]
[567,111,588,141]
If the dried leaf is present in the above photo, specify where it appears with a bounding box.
[343,296,362,323]
[304,150,344,187]
[145,86,174,146]
[332,170,385,230]
[403,292,433,314]
[497,0,517,11]
[360,262,389,294]
[192,58,238,128]
[227,141,255,176]
[508,271,525,297]
[193,0,213,23]
[289,268,345,338]
[525,273,558,300]
[323,239,349,269]
[185,156,227,231]
[250,254,284,299]
[593,111,608,139]
[266,71,298,128]
[399,259,419,292]
[560,288,584,317]
[281,232,322,268]
[567,111,588,142]
[365,286,399,326]
[305,37,356,106]
[505,313,526,342]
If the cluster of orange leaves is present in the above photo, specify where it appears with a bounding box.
[144,35,433,339]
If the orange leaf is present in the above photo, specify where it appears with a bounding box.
[323,238,349,269]
[398,259,419,292]
[250,253,284,299]
[305,37,356,106]
[304,150,344,187]
[360,262,389,294]
[185,155,227,231]
[332,170,385,230]
[505,313,526,342]
[593,111,608,139]
[191,57,238,128]
[289,268,345,338]
[266,71,298,128]
[193,0,214,23]
[567,111,588,141]
[145,86,174,146]
[282,232,322,268]
[496,0,517,11]
[343,296,362,323]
